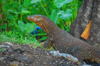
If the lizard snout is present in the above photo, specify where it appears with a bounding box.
[27,16,33,21]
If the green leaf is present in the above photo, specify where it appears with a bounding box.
[18,21,35,33]
[8,10,19,14]
[24,0,31,7]
[18,20,25,32]
[25,23,34,33]
[55,0,74,8]
[21,10,31,14]
[0,22,7,29]
[0,25,7,29]
[7,14,14,20]
[31,0,41,3]
[58,9,72,20]
[50,10,58,23]
[8,31,12,35]
[39,36,47,41]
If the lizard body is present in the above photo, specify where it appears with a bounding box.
[27,15,100,63]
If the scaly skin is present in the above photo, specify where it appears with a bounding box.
[27,15,100,63]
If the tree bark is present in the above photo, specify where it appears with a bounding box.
[69,0,100,48]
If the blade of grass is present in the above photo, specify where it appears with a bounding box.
[39,1,49,16]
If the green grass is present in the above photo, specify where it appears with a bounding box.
[0,32,41,48]
[0,0,82,47]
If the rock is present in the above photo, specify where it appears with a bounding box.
[10,61,19,66]
[8,49,14,54]
[0,57,6,61]
[0,42,84,66]
[50,51,79,63]
[0,45,10,48]
[4,42,13,46]
[15,54,33,63]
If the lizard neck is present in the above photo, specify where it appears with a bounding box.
[44,23,58,36]
[38,19,58,36]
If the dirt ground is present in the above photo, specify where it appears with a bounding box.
[0,42,95,66]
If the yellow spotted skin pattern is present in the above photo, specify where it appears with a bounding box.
[27,15,100,63]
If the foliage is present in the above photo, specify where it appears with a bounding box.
[0,32,41,48]
[0,0,82,45]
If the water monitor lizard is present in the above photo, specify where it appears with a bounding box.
[27,15,100,63]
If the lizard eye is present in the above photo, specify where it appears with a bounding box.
[32,16,44,22]
[35,17,43,22]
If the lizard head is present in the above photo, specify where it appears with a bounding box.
[27,15,57,34]
[27,15,45,27]
[27,15,45,23]
[27,15,50,33]
[27,15,46,29]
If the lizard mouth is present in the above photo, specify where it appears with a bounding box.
[27,16,34,22]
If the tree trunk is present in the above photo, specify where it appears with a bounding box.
[69,0,100,48]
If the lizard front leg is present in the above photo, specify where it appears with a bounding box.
[43,38,54,49]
